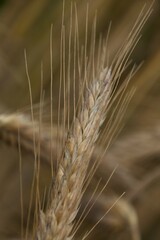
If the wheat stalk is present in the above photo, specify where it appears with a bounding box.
[36,67,112,240]
[0,3,153,239]
[0,114,60,166]
[35,4,153,239]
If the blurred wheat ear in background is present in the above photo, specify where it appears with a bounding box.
[0,1,160,240]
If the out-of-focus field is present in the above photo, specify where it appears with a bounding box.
[0,0,160,239]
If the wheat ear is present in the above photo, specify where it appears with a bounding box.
[0,114,58,165]
[36,67,112,240]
